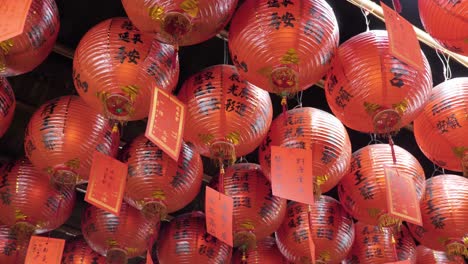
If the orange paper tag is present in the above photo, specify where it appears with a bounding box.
[205,186,233,246]
[381,2,424,71]
[307,209,316,264]
[384,165,422,226]
[385,260,411,264]
[145,88,186,161]
[146,251,154,264]
[85,151,128,216]
[271,146,314,205]
[0,0,33,42]
[25,236,65,264]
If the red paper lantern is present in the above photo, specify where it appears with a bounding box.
[324,30,432,134]
[123,134,203,219]
[408,174,468,258]
[0,224,28,264]
[121,0,238,46]
[0,159,76,242]
[156,211,231,264]
[228,0,339,96]
[413,77,468,175]
[24,95,118,185]
[258,107,352,195]
[81,203,160,262]
[345,222,417,264]
[232,236,289,264]
[338,144,426,228]
[416,245,466,264]
[178,64,272,163]
[73,17,179,121]
[0,0,59,77]
[275,196,355,264]
[0,78,15,137]
[418,0,468,56]
[62,238,107,264]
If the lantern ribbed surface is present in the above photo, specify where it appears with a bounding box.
[324,30,432,134]
[413,77,468,173]
[0,224,28,264]
[346,222,417,264]
[62,238,107,264]
[228,0,339,95]
[0,0,59,77]
[24,95,117,185]
[258,107,351,195]
[0,78,15,137]
[73,17,179,121]
[123,134,203,219]
[408,175,468,258]
[418,0,468,56]
[0,159,76,234]
[338,144,426,227]
[275,196,355,264]
[81,203,160,261]
[232,236,288,264]
[156,211,231,264]
[416,245,466,264]
[212,163,287,248]
[178,64,273,161]
[121,0,238,46]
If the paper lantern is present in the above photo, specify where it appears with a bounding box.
[232,236,288,264]
[156,211,231,264]
[0,78,15,137]
[275,196,355,263]
[324,30,432,134]
[24,95,118,185]
[338,144,426,227]
[81,203,160,262]
[413,78,468,175]
[228,0,339,96]
[416,245,466,264]
[73,17,179,121]
[0,224,28,264]
[178,64,273,163]
[0,0,59,77]
[408,175,468,258]
[418,0,468,56]
[0,159,76,242]
[345,222,417,264]
[121,0,238,46]
[62,238,107,264]
[123,134,203,220]
[258,107,351,196]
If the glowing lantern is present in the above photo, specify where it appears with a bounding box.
[338,144,426,228]
[123,134,203,220]
[0,78,15,137]
[275,196,355,263]
[258,107,351,196]
[121,0,238,46]
[408,174,468,258]
[73,17,179,121]
[324,30,432,134]
[228,0,339,97]
[416,245,466,264]
[24,95,118,185]
[413,77,468,176]
[62,238,107,264]
[156,212,231,264]
[0,0,59,77]
[232,236,288,264]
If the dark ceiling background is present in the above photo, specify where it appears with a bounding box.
[0,0,466,262]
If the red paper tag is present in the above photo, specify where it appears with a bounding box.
[146,251,154,264]
[145,88,186,161]
[385,260,411,264]
[25,236,65,264]
[307,209,316,264]
[205,186,233,246]
[85,151,128,216]
[381,2,424,71]
[0,0,33,42]
[271,146,314,205]
[384,165,422,226]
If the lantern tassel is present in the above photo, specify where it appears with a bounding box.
[391,234,399,261]
[110,122,120,157]
[241,248,247,263]
[219,162,225,194]
[388,134,397,164]
[171,45,179,70]
[281,96,288,124]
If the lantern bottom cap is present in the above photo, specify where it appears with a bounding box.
[372,109,401,134]
[234,231,257,249]
[210,140,236,165]
[52,169,78,186]
[12,222,36,244]
[105,94,133,119]
[106,248,128,264]
[446,241,468,258]
[377,213,402,230]
[270,66,299,96]
[161,11,192,43]
[142,201,167,221]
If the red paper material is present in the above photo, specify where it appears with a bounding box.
[25,236,65,264]
[205,186,233,246]
[384,165,422,226]
[385,260,411,264]
[145,88,186,161]
[381,2,424,71]
[307,209,316,264]
[85,151,128,215]
[146,251,154,264]
[0,0,33,42]
[271,146,314,205]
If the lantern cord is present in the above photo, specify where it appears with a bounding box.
[359,5,371,32]
[435,49,452,81]
[388,134,397,164]
[391,233,399,261]
[391,0,402,13]
[223,39,229,65]
[281,96,288,124]
[241,248,247,263]
[295,90,304,108]
[171,44,179,70]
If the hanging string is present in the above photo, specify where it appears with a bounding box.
[237,156,249,164]
[295,90,304,108]
[368,133,383,145]
[435,49,452,81]
[223,39,229,65]
[360,5,371,32]
[431,163,445,178]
